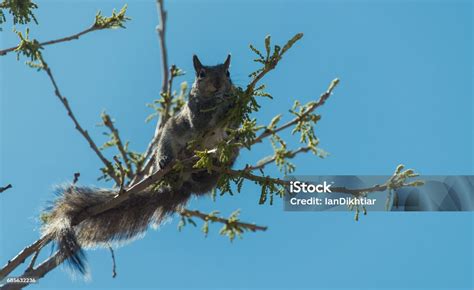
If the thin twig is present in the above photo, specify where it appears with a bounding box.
[113,156,126,194]
[132,0,171,185]
[72,173,80,184]
[102,113,134,179]
[39,60,120,185]
[244,34,302,96]
[246,146,311,171]
[155,0,170,133]
[135,64,177,179]
[107,245,117,278]
[0,26,99,56]
[252,78,339,145]
[214,165,288,185]
[181,209,267,232]
[0,184,12,193]
[129,155,155,187]
[162,64,176,126]
[166,65,176,103]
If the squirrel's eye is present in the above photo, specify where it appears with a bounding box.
[198,70,206,78]
[226,70,230,77]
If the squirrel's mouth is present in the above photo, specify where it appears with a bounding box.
[208,87,224,94]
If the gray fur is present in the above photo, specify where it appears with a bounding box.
[155,54,234,169]
[41,55,239,275]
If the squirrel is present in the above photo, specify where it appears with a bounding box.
[41,55,239,275]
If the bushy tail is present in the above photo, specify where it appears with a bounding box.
[41,185,190,274]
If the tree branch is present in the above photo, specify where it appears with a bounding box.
[131,0,171,185]
[1,5,129,57]
[102,113,134,179]
[252,78,339,145]
[40,60,120,185]
[246,146,311,171]
[0,235,51,279]
[215,164,419,199]
[245,33,303,95]
[107,245,117,278]
[24,250,40,274]
[155,0,170,132]
[180,209,267,232]
[72,172,80,184]
[1,25,98,56]
[1,251,64,290]
[136,65,176,183]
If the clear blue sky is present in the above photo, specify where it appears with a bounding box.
[1,0,473,289]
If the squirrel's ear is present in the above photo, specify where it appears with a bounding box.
[224,54,231,69]
[193,55,203,73]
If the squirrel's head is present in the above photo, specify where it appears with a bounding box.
[192,54,232,98]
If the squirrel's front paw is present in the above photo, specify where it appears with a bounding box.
[158,155,172,169]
